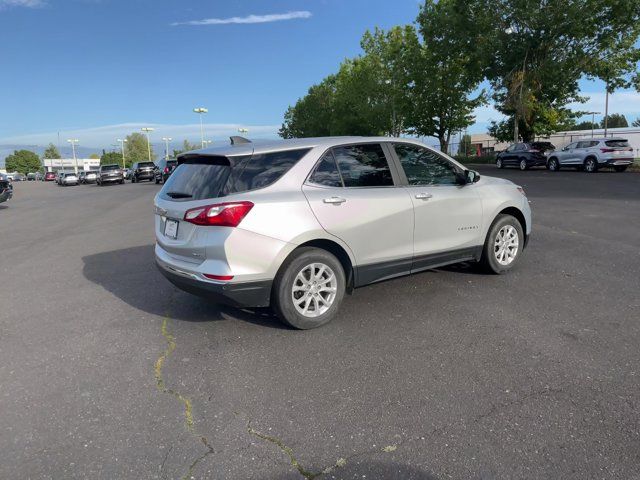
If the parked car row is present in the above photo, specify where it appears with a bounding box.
[496,137,635,172]
[43,159,178,189]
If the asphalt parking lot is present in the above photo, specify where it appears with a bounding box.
[1,167,639,480]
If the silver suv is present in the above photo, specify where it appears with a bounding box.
[154,137,531,329]
[547,137,634,172]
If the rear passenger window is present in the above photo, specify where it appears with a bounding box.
[231,149,310,192]
[332,144,393,187]
[309,152,343,187]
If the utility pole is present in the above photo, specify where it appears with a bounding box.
[162,137,172,159]
[193,107,208,148]
[604,84,610,138]
[117,138,127,168]
[67,139,79,174]
[141,128,154,162]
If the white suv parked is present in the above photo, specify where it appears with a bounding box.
[547,137,634,172]
[154,137,531,329]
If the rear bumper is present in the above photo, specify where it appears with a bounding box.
[156,258,272,307]
[602,158,633,166]
[100,176,123,183]
[136,171,155,179]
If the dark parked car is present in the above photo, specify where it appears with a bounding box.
[44,172,56,182]
[97,164,124,186]
[131,161,156,183]
[154,158,177,184]
[0,174,12,204]
[496,142,555,170]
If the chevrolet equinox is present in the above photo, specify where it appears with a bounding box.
[154,137,531,329]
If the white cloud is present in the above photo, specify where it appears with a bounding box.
[0,122,281,149]
[570,90,640,117]
[0,0,45,8]
[172,11,312,27]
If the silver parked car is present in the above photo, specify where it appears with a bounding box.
[59,172,79,186]
[154,137,531,329]
[547,137,634,172]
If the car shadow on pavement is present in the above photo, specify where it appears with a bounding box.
[81,244,287,329]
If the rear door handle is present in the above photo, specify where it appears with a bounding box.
[323,196,347,205]
[415,193,433,200]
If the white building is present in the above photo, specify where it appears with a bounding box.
[470,127,640,157]
[43,158,100,173]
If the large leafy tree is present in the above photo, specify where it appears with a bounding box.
[600,114,628,129]
[5,150,42,174]
[43,143,60,159]
[172,139,203,157]
[573,121,599,131]
[412,0,486,151]
[100,151,124,167]
[279,77,336,138]
[125,132,156,163]
[467,0,640,141]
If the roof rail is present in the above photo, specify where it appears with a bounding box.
[230,136,251,145]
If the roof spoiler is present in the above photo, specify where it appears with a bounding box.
[230,136,251,145]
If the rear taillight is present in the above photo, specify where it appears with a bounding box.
[163,167,169,173]
[601,148,614,153]
[183,201,254,227]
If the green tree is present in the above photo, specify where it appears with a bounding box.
[465,0,640,141]
[459,134,473,156]
[100,151,124,167]
[412,1,486,151]
[633,117,640,128]
[600,114,628,129]
[172,139,201,157]
[5,150,42,174]
[573,121,599,131]
[89,153,100,160]
[125,132,156,163]
[279,77,336,138]
[43,143,60,159]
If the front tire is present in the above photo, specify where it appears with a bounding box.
[478,214,524,274]
[547,158,560,171]
[519,158,528,171]
[272,247,346,329]
[496,158,504,169]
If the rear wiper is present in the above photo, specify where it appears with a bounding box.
[166,191,193,199]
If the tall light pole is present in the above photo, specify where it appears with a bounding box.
[586,112,600,138]
[67,139,79,174]
[238,128,249,135]
[162,137,172,159]
[203,140,213,148]
[141,127,154,162]
[193,107,208,148]
[603,83,610,138]
[117,138,127,168]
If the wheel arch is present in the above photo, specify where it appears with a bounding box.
[497,206,527,245]
[294,239,355,292]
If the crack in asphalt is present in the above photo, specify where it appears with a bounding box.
[155,314,214,480]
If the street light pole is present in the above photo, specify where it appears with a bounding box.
[162,137,172,159]
[193,107,208,148]
[117,138,127,169]
[141,128,154,162]
[604,84,610,138]
[586,112,601,139]
[238,128,249,136]
[67,139,79,174]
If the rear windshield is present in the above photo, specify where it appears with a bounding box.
[605,140,629,148]
[138,162,155,168]
[102,165,119,171]
[162,148,310,201]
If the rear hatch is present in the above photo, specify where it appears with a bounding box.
[154,148,309,264]
[602,139,633,156]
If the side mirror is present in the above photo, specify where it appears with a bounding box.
[465,170,481,184]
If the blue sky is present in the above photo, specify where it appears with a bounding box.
[0,0,639,156]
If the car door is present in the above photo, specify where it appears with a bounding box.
[501,144,516,164]
[389,143,484,272]
[302,143,415,286]
[558,142,578,165]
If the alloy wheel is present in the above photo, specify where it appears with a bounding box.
[291,263,337,318]
[494,225,519,266]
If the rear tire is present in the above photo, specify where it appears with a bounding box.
[584,157,598,173]
[272,247,346,330]
[519,158,528,170]
[614,166,628,172]
[478,214,524,274]
[496,158,504,169]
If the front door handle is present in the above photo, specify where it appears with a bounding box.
[323,196,347,205]
[415,193,433,200]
